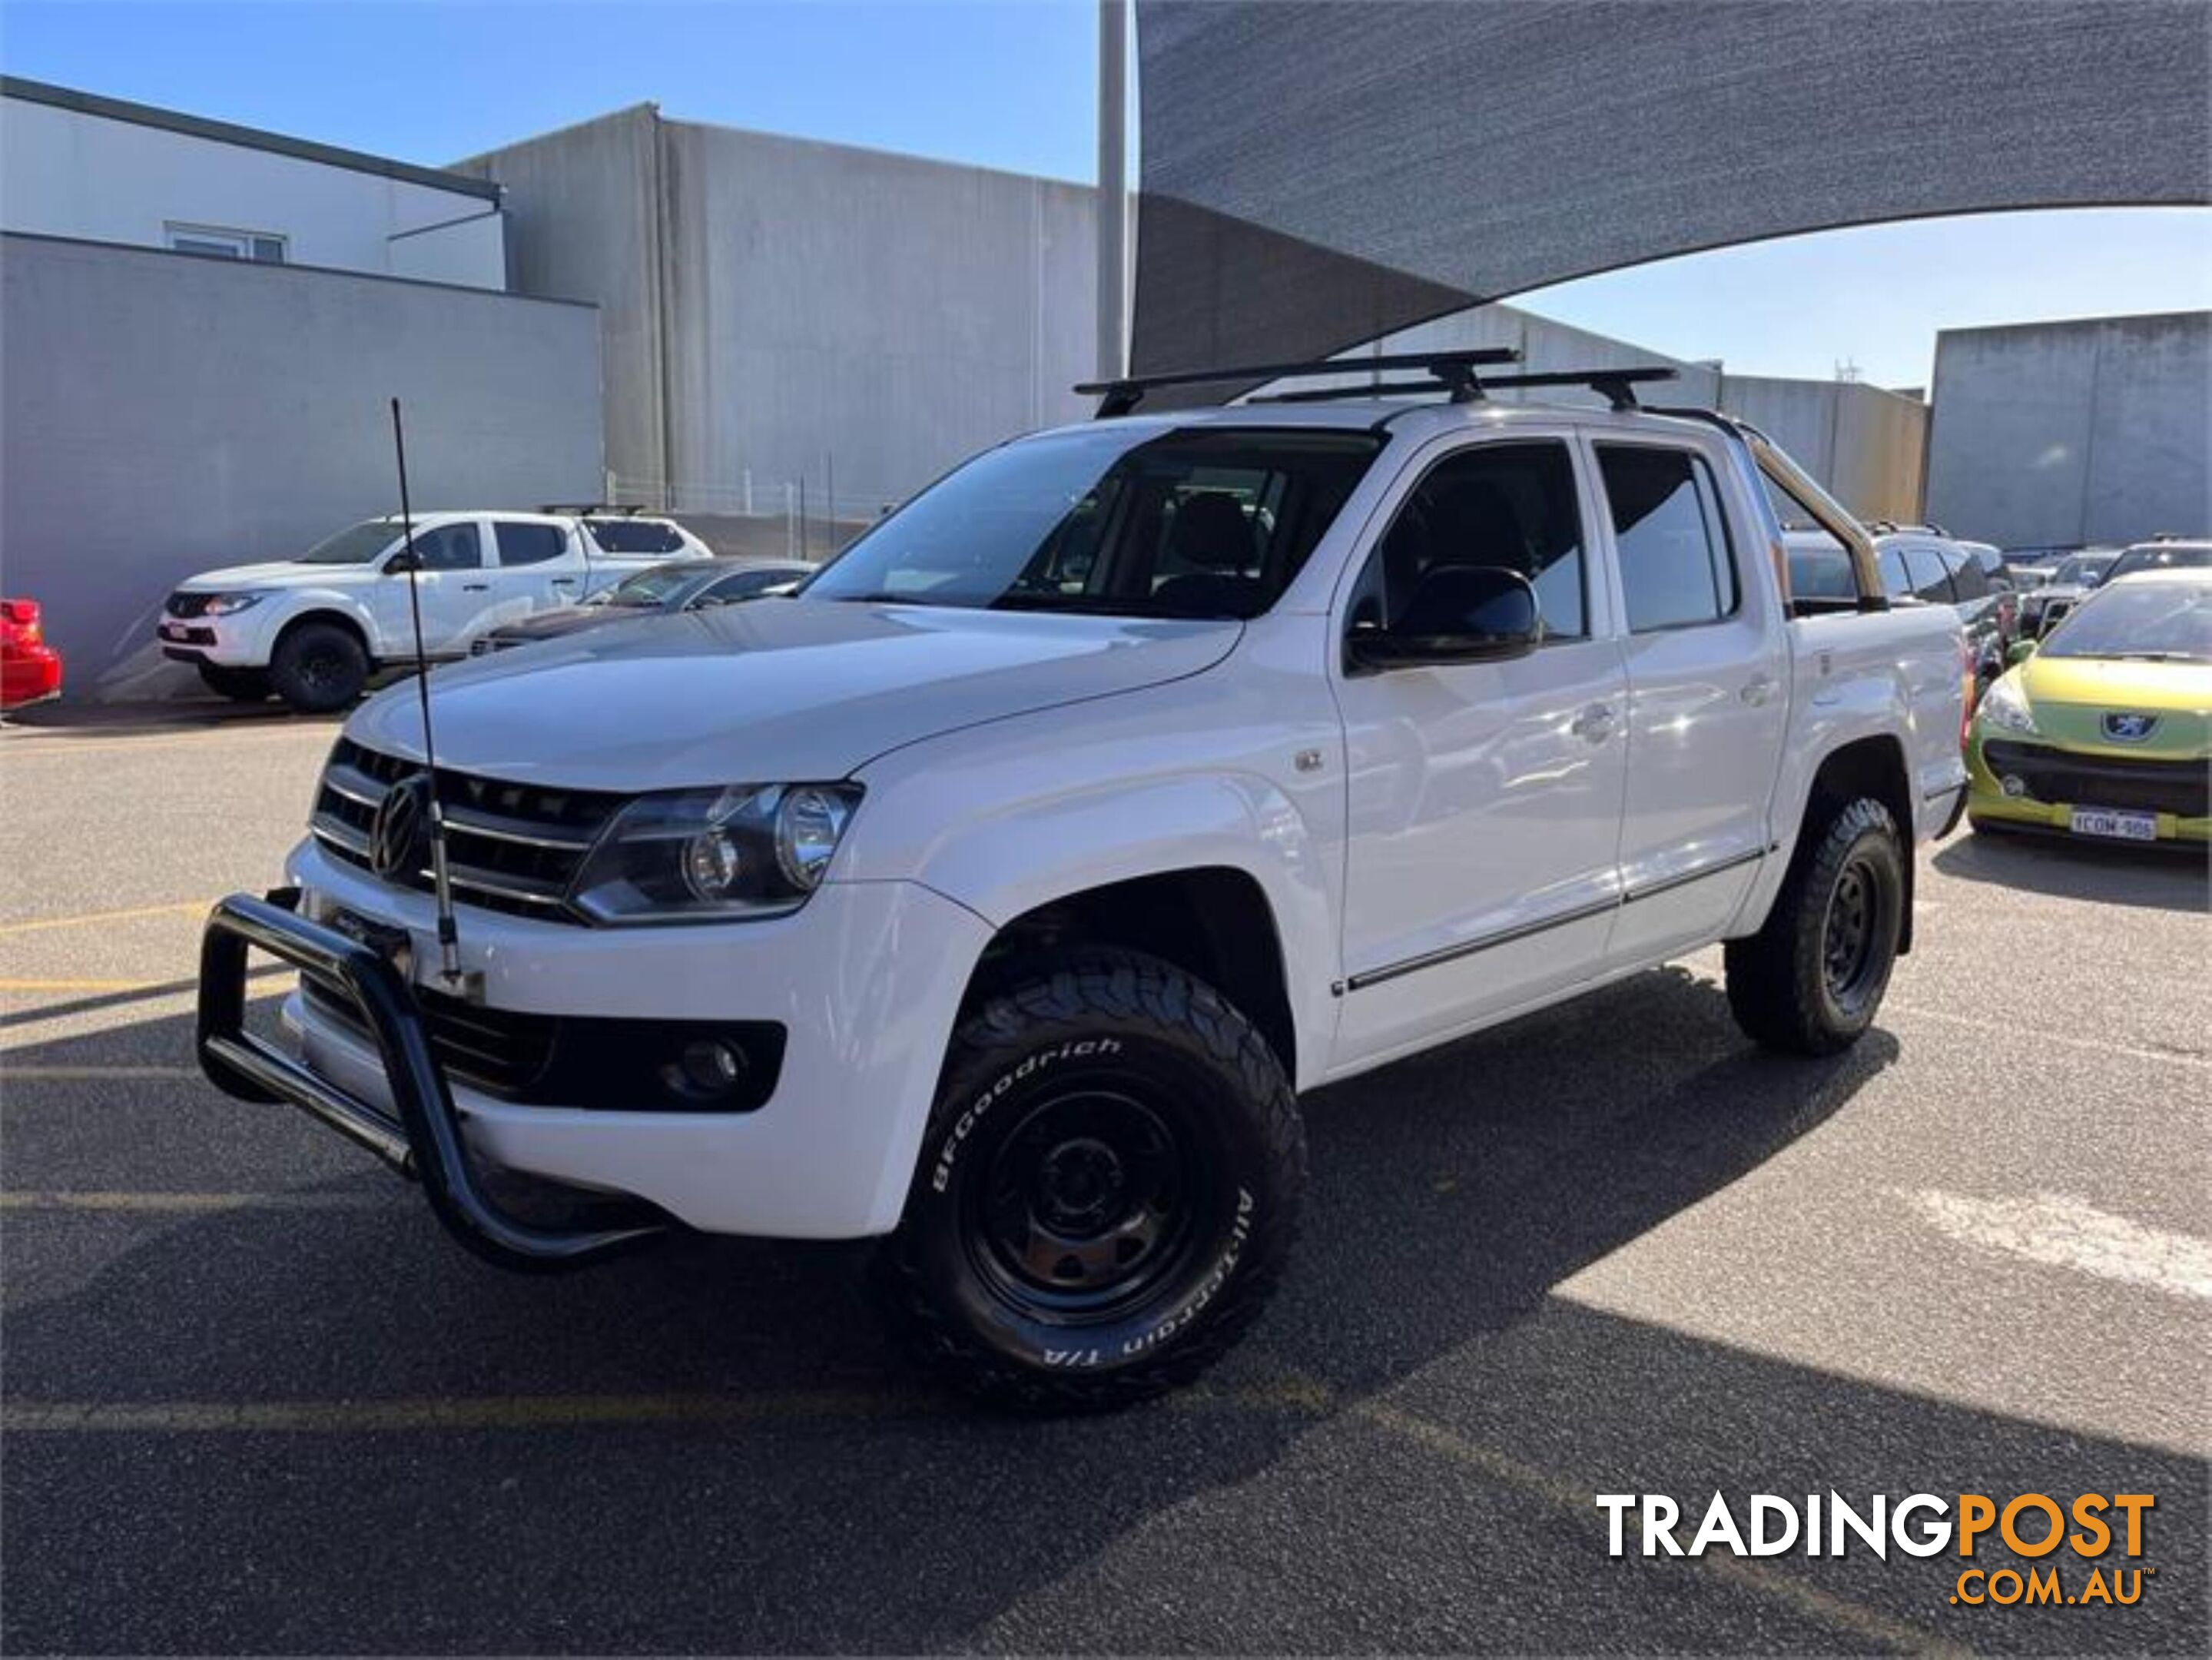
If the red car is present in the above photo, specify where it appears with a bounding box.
[1,597,63,709]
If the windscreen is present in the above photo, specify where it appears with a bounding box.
[298,521,398,565]
[2044,583,2212,662]
[2106,544,2212,582]
[801,427,1385,619]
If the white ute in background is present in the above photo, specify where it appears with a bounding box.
[194,355,1969,1411]
[158,509,711,712]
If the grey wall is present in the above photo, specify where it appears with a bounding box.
[465,109,1096,523]
[1925,312,2210,548]
[1719,376,1927,523]
[0,233,604,694]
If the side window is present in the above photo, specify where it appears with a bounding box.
[587,520,685,555]
[1597,445,1739,632]
[407,523,482,572]
[1877,546,1912,597]
[1943,547,1991,600]
[1355,440,1587,639]
[698,570,783,604]
[1903,544,1954,603]
[494,522,568,566]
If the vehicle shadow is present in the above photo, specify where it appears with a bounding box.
[0,698,341,739]
[3,975,2202,1654]
[1933,828,2210,912]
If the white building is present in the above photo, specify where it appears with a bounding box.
[1,76,506,289]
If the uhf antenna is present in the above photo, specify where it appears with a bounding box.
[390,398,468,992]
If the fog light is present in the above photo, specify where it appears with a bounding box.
[661,1038,748,1102]
[2001,774,2027,798]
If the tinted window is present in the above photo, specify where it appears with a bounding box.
[805,427,1383,619]
[1877,546,1911,596]
[1598,446,1738,632]
[495,522,568,566]
[1902,544,1953,603]
[697,569,792,604]
[586,520,686,555]
[1942,546,1991,600]
[1787,543,1857,601]
[1357,441,1587,639]
[406,523,481,572]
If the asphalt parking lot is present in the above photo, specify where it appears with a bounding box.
[2,706,2206,1655]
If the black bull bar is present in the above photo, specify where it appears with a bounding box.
[196,889,663,1271]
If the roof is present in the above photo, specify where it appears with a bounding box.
[1,75,502,202]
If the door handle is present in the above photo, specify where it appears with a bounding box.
[1570,702,1615,743]
[462,583,490,592]
[549,576,579,588]
[1740,674,1777,706]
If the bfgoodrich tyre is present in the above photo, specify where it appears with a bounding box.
[1726,798,1906,1056]
[883,949,1304,1412]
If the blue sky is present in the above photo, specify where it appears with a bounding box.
[5,0,2206,388]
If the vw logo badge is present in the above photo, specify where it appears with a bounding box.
[2101,712,2160,743]
[369,773,432,880]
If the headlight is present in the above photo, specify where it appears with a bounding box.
[201,592,267,616]
[568,782,861,924]
[1977,676,2038,735]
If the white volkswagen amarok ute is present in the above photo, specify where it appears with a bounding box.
[159,508,710,712]
[197,354,1968,1410]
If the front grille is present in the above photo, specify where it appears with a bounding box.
[1984,740,2210,819]
[165,592,215,619]
[300,978,782,1111]
[310,737,623,921]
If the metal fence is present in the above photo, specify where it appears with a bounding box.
[606,468,900,564]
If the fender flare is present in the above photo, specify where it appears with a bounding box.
[909,772,1337,1087]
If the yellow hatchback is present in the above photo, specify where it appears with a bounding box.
[1967,569,2211,846]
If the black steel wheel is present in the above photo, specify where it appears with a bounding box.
[1726,797,1906,1056]
[270,620,369,714]
[884,948,1304,1412]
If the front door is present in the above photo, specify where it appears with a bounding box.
[373,520,488,656]
[1588,437,1789,966]
[1332,433,1629,1071]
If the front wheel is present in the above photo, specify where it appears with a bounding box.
[882,950,1304,1412]
[269,621,368,714]
[1725,798,1906,1056]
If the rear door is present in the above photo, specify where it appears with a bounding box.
[490,519,582,621]
[1591,436,1789,966]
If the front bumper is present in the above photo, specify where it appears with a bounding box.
[201,839,993,1243]
[157,607,274,666]
[1966,734,2210,844]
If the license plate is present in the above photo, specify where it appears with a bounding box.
[2069,807,2158,842]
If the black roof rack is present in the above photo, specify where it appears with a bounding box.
[1075,349,1520,417]
[539,503,650,516]
[1252,364,1680,412]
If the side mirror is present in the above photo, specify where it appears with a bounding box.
[1347,566,1540,672]
[2006,638,2039,666]
[385,549,423,575]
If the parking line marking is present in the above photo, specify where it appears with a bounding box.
[1888,1002,2210,1068]
[0,901,213,936]
[0,1191,390,1213]
[0,1065,204,1081]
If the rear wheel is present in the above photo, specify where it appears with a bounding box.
[195,662,270,702]
[269,621,368,714]
[882,949,1304,1412]
[1726,798,1905,1056]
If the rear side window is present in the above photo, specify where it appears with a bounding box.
[495,521,568,566]
[1942,547,1991,600]
[1786,543,1857,601]
[1902,544,1954,603]
[409,522,480,571]
[1597,446,1738,632]
[1358,440,1587,639]
[587,519,686,555]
